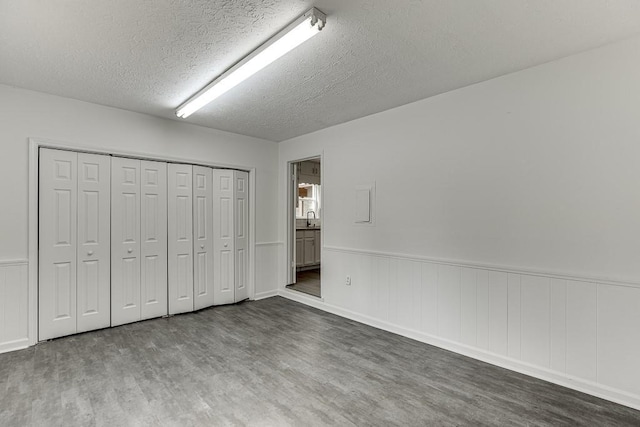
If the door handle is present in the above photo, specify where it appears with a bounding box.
[200,244,205,249]
[127,248,133,253]
[224,243,228,248]
[87,250,94,256]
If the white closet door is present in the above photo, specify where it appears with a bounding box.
[193,166,214,310]
[111,157,141,326]
[213,169,235,305]
[168,163,194,314]
[234,171,249,302]
[39,148,78,340]
[140,160,168,320]
[76,153,111,333]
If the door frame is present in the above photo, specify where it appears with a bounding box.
[28,137,257,345]
[285,155,323,290]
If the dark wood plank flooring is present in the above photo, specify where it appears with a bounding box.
[1,296,639,426]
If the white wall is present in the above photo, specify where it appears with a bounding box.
[0,84,280,351]
[278,35,640,409]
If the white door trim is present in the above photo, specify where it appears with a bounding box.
[285,154,323,288]
[28,137,257,345]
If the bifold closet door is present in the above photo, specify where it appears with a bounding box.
[39,149,78,340]
[213,169,235,305]
[140,161,168,320]
[76,153,111,333]
[234,171,249,302]
[193,166,215,310]
[168,163,194,314]
[39,148,111,341]
[111,157,141,326]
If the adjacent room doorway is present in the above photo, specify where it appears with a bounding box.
[286,157,321,298]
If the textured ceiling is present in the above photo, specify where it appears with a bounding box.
[2,1,640,142]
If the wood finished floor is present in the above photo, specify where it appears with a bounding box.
[286,268,321,298]
[1,296,639,426]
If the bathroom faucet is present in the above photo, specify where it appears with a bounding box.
[306,211,316,227]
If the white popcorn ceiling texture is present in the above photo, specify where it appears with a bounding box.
[1,0,640,142]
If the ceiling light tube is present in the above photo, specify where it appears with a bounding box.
[176,7,326,118]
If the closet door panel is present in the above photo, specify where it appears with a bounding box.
[77,153,111,333]
[234,171,249,302]
[39,148,78,340]
[140,160,168,319]
[168,164,194,314]
[193,166,214,310]
[111,157,141,326]
[213,170,235,305]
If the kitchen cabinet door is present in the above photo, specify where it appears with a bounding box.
[314,230,321,264]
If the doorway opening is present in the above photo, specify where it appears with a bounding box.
[286,157,321,298]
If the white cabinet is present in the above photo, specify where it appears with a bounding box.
[300,161,320,176]
[39,148,111,340]
[298,161,320,185]
[295,235,304,267]
[314,230,321,264]
[296,229,321,269]
[303,232,315,265]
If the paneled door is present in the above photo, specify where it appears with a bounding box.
[39,148,111,340]
[168,163,194,314]
[140,160,168,320]
[76,153,111,333]
[234,171,249,302]
[39,148,78,340]
[213,169,235,305]
[111,157,141,326]
[193,166,215,310]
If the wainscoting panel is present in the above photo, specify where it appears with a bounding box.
[254,242,282,299]
[296,247,640,410]
[0,261,29,353]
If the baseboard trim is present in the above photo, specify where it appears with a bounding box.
[276,289,640,411]
[253,290,279,300]
[0,338,29,354]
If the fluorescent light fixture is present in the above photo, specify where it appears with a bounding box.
[176,7,327,118]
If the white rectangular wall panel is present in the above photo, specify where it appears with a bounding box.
[460,267,477,347]
[520,275,551,368]
[488,271,508,356]
[213,169,235,305]
[168,163,194,314]
[193,166,214,310]
[0,262,28,353]
[550,278,567,372]
[111,157,141,326]
[566,280,597,381]
[437,264,461,341]
[507,274,522,359]
[140,160,168,319]
[597,285,640,397]
[76,153,111,333]
[39,148,78,340]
